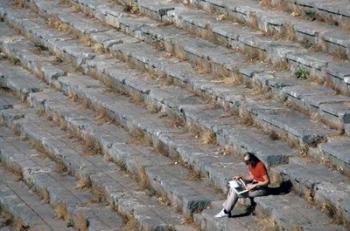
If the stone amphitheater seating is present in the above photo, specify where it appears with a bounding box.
[0,0,349,230]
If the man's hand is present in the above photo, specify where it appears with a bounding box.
[232,176,242,180]
[246,183,256,191]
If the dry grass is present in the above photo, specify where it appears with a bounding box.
[80,35,92,47]
[38,187,50,203]
[34,66,46,82]
[180,216,195,225]
[129,92,143,105]
[164,41,174,55]
[255,216,279,231]
[290,4,303,17]
[292,225,303,231]
[173,45,187,60]
[157,194,171,206]
[168,115,184,128]
[186,170,201,181]
[74,211,88,231]
[249,15,259,31]
[29,139,47,155]
[279,24,296,41]
[195,58,211,74]
[0,210,12,226]
[272,60,289,72]
[90,186,106,203]
[93,43,105,53]
[70,4,80,13]
[12,0,25,7]
[8,56,20,65]
[269,130,279,140]
[79,134,101,156]
[331,47,348,61]
[200,129,215,144]
[94,106,108,121]
[320,201,341,223]
[13,220,27,231]
[75,174,91,189]
[54,203,68,220]
[67,91,78,102]
[303,188,314,203]
[135,158,148,189]
[119,218,139,231]
[244,46,265,63]
[47,17,72,34]
[259,0,271,7]
[239,108,254,126]
[129,128,145,145]
[146,102,161,114]
[123,3,139,14]
[158,76,174,87]
[200,26,217,43]
[340,20,350,32]
[54,161,68,174]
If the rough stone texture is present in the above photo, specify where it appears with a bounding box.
[0,125,124,231]
[0,61,45,97]
[0,12,297,170]
[1,0,350,230]
[0,165,72,231]
[275,160,350,225]
[25,0,346,149]
[256,194,348,231]
[1,105,186,231]
[320,137,350,175]
[194,201,259,231]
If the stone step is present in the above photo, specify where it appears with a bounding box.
[28,90,221,217]
[0,60,46,99]
[4,5,350,177]
[66,0,350,127]
[0,11,296,167]
[255,193,348,231]
[0,125,125,231]
[162,0,350,61]
[0,165,73,231]
[1,3,349,230]
[1,36,349,231]
[319,137,350,176]
[273,158,350,228]
[23,0,350,136]
[1,105,194,231]
[39,66,350,230]
[256,0,350,31]
[25,95,256,231]
[22,0,350,102]
[3,53,347,230]
[23,81,349,231]
[95,0,350,95]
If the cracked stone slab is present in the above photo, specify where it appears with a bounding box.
[320,137,350,174]
[0,61,45,97]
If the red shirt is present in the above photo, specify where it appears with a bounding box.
[248,161,267,182]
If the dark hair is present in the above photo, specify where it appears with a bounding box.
[244,152,260,167]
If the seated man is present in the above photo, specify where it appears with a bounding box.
[215,152,270,218]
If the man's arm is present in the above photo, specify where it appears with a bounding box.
[247,174,269,190]
[232,173,253,181]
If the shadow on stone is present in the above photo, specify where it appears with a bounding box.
[266,180,293,195]
[230,181,293,218]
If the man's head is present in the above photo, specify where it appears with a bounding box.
[243,152,259,166]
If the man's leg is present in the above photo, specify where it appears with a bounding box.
[247,188,268,214]
[223,188,239,213]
